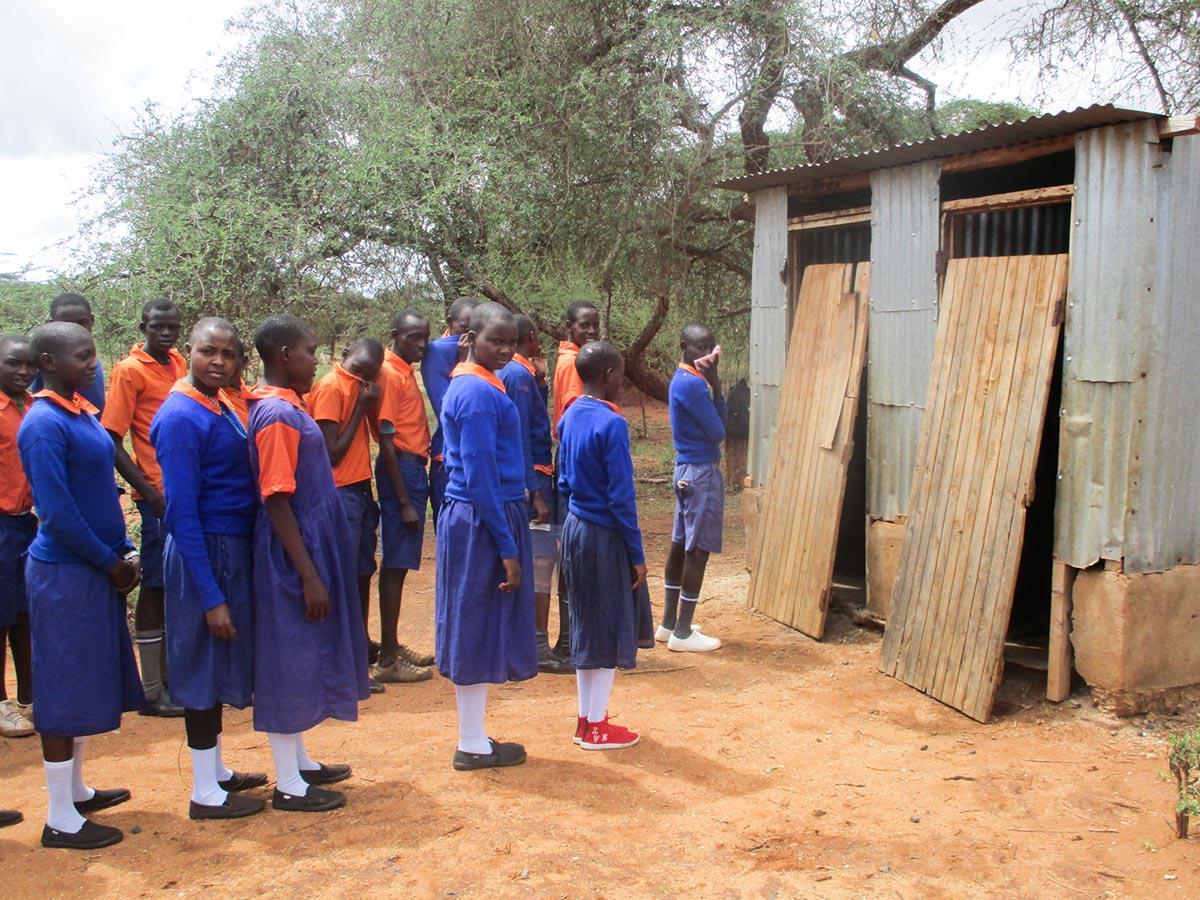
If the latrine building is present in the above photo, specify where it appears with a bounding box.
[720,106,1200,721]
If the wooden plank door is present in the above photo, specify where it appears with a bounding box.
[880,254,1069,722]
[747,261,870,638]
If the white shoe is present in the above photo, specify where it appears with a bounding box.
[656,624,704,643]
[667,630,721,653]
[0,699,34,738]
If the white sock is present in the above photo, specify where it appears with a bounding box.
[295,732,319,772]
[267,733,308,797]
[214,735,234,782]
[454,683,491,754]
[44,759,86,833]
[190,746,228,807]
[575,669,592,718]
[71,737,94,803]
[587,668,616,723]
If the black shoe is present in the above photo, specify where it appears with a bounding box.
[218,771,268,792]
[368,640,381,666]
[189,793,267,820]
[537,645,574,675]
[368,676,386,695]
[272,786,346,812]
[0,809,22,828]
[41,820,123,850]
[138,690,185,718]
[299,763,352,786]
[453,739,527,771]
[74,788,131,814]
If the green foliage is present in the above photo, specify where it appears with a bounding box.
[1168,728,1200,822]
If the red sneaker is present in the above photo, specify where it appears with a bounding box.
[581,717,640,750]
[573,715,587,745]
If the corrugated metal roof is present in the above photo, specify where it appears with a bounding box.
[717,104,1158,193]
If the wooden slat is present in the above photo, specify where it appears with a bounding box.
[746,262,870,638]
[879,254,1069,722]
[939,184,1074,214]
[1047,563,1076,701]
[788,208,872,231]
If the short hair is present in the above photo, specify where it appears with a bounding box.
[681,322,713,344]
[468,301,516,334]
[447,296,482,322]
[514,314,536,342]
[566,300,598,324]
[189,316,237,344]
[254,314,315,361]
[49,293,92,318]
[390,308,428,333]
[0,333,31,356]
[574,340,622,382]
[30,322,91,360]
[345,336,384,364]
[141,297,178,322]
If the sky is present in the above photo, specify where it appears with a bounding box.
[0,0,1159,281]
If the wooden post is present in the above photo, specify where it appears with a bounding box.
[1047,562,1076,702]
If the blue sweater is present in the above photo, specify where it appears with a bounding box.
[151,387,259,610]
[31,364,105,413]
[423,335,460,459]
[669,365,727,465]
[499,358,550,492]
[18,393,131,569]
[556,396,644,565]
[442,368,526,558]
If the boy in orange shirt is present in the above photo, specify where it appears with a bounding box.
[101,298,186,717]
[373,310,435,684]
[306,337,386,692]
[0,335,38,739]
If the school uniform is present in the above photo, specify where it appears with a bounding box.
[151,382,258,711]
[668,364,727,554]
[421,334,460,522]
[307,365,381,577]
[17,391,143,735]
[247,386,368,733]
[100,344,188,588]
[551,341,584,532]
[225,380,251,427]
[435,363,537,685]
[557,396,654,669]
[31,363,105,413]
[0,391,35,629]
[499,355,556,560]
[374,350,431,571]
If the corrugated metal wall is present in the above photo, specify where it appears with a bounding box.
[748,187,789,485]
[867,160,941,521]
[1056,120,1198,573]
[949,203,1071,257]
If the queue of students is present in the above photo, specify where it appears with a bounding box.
[0,292,729,850]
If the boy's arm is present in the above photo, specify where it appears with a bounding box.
[686,377,727,445]
[101,363,165,514]
[376,430,420,532]
[312,379,378,466]
[603,418,646,568]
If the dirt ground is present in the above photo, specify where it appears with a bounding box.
[2,393,1198,897]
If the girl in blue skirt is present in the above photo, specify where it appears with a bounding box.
[152,318,267,821]
[556,341,653,750]
[18,322,144,850]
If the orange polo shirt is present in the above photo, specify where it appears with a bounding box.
[306,364,374,487]
[552,341,583,428]
[377,349,431,457]
[225,380,251,427]
[100,344,188,496]
[0,391,34,515]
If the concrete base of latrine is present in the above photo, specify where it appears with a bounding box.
[1072,562,1200,715]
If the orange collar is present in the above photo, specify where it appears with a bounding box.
[170,379,238,415]
[558,341,580,356]
[130,344,185,370]
[512,353,537,377]
[0,391,33,412]
[246,384,305,409]
[384,349,413,377]
[579,394,622,415]
[32,389,98,416]
[451,362,507,394]
[678,362,705,379]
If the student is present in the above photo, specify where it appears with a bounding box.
[658,324,725,652]
[18,322,144,850]
[101,297,187,716]
[422,296,481,523]
[374,311,436,683]
[248,314,369,812]
[499,315,570,675]
[436,302,537,771]
[549,300,601,661]
[0,335,37,739]
[30,293,107,412]
[306,338,392,691]
[557,341,652,750]
[152,318,267,821]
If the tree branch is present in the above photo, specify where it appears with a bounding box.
[1116,1,1172,112]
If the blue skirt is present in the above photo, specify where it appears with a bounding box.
[561,514,655,670]
[435,499,537,685]
[0,513,36,627]
[252,493,370,734]
[163,533,255,710]
[26,558,145,736]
